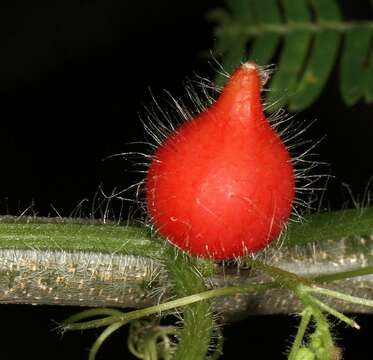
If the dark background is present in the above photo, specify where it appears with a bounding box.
[0,0,372,358]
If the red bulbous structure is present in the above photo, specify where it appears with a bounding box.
[145,62,295,260]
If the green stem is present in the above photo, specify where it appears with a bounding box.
[295,291,335,360]
[88,321,127,360]
[1,210,373,315]
[63,282,275,331]
[309,296,360,329]
[245,257,313,288]
[0,217,164,258]
[1,207,372,255]
[288,307,312,360]
[310,308,334,360]
[313,266,373,283]
[222,20,373,37]
[207,326,224,360]
[306,286,373,308]
[127,321,179,360]
[283,207,373,247]
[164,249,214,360]
[63,308,125,326]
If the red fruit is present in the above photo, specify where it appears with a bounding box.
[145,62,295,260]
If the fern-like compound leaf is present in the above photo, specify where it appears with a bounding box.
[364,47,373,102]
[210,0,373,111]
[289,0,341,111]
[340,25,372,106]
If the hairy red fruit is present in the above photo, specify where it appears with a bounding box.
[145,62,295,259]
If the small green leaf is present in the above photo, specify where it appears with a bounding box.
[289,0,341,111]
[363,47,373,102]
[340,26,371,106]
[311,0,341,19]
[266,0,313,110]
[248,0,281,65]
[210,0,373,111]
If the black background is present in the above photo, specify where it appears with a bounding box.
[0,0,373,358]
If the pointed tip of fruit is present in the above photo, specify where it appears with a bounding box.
[217,61,265,122]
[241,61,258,71]
[241,61,270,88]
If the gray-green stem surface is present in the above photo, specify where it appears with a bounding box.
[0,208,372,318]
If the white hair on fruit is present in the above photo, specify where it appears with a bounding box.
[111,59,326,261]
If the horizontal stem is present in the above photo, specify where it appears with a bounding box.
[63,282,274,331]
[306,286,373,308]
[0,216,164,258]
[221,20,373,37]
[245,257,313,289]
[283,207,373,247]
[63,308,125,325]
[0,210,373,316]
[314,266,373,283]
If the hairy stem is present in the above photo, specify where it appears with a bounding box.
[308,296,360,329]
[63,282,274,331]
[0,216,163,258]
[88,322,127,360]
[164,249,215,360]
[288,307,312,360]
[306,286,373,308]
[0,208,373,316]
